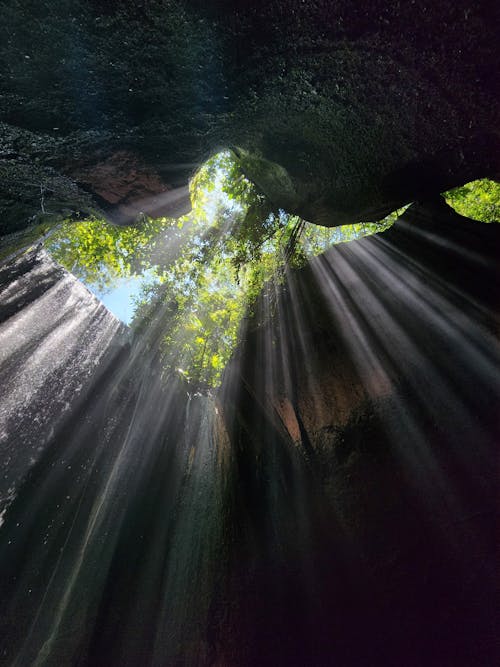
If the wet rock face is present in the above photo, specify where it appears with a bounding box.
[1,0,499,230]
[0,248,127,526]
[0,247,229,666]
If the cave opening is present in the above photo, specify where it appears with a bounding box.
[41,155,497,395]
[42,150,406,389]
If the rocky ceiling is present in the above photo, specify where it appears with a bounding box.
[0,0,498,235]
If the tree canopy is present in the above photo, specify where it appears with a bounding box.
[46,151,409,387]
[444,178,500,223]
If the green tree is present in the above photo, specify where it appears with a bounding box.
[444,178,500,222]
[46,151,405,388]
[47,216,174,291]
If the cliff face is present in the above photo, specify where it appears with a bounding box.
[1,0,499,232]
[0,248,127,521]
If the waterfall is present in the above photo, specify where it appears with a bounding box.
[0,249,229,665]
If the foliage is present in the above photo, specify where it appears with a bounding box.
[298,209,404,260]
[444,178,500,222]
[133,255,248,388]
[46,151,403,388]
[47,217,184,292]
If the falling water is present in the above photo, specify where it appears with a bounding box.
[0,249,126,527]
[0,247,231,666]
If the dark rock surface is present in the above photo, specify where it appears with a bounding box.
[1,1,499,229]
[217,206,500,666]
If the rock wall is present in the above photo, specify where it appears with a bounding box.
[217,208,500,665]
[1,1,499,230]
[0,248,127,524]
